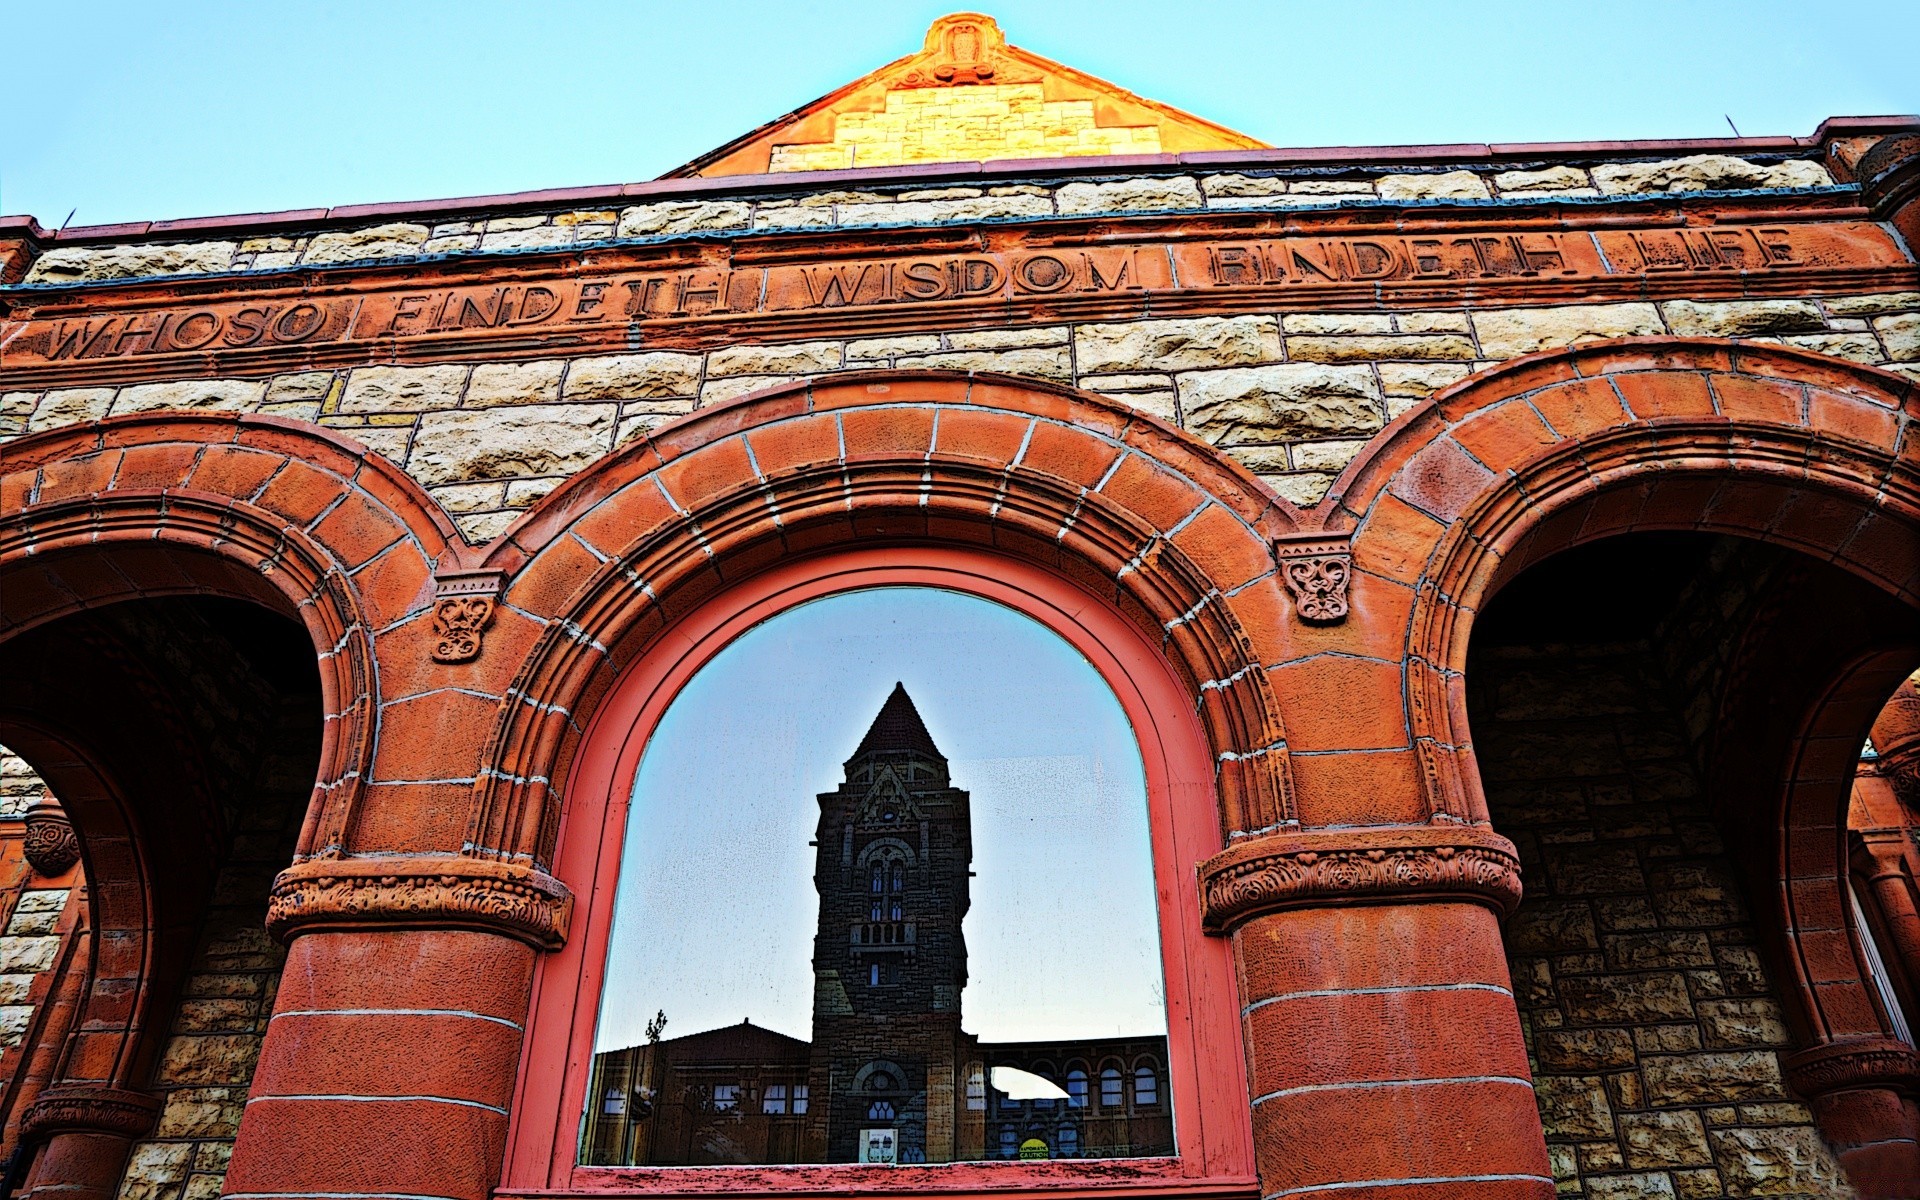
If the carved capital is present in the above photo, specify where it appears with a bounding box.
[1784,1036,1920,1099]
[266,854,573,950]
[19,1085,159,1143]
[21,798,80,877]
[1274,533,1351,624]
[430,569,504,663]
[1199,824,1523,934]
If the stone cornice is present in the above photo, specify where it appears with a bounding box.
[1783,1036,1920,1098]
[19,1085,159,1142]
[1198,823,1523,934]
[266,855,573,950]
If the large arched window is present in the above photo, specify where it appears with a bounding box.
[512,548,1252,1194]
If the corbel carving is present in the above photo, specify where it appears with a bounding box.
[266,854,572,950]
[21,797,80,877]
[1199,824,1522,934]
[1783,1036,1920,1098]
[19,1085,159,1143]
[430,569,504,663]
[1274,532,1351,624]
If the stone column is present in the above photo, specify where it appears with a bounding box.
[1858,832,1920,998]
[18,1086,159,1200]
[1857,133,1920,254]
[1783,1038,1920,1199]
[1200,825,1553,1199]
[221,856,570,1200]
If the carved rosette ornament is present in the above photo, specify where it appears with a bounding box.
[1274,533,1351,624]
[430,569,504,664]
[266,855,572,950]
[21,797,80,877]
[19,1085,159,1143]
[1199,824,1523,935]
[1783,1036,1920,1099]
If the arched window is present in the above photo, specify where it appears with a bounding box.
[868,1100,895,1121]
[1133,1065,1159,1107]
[1058,1125,1079,1157]
[1099,1067,1123,1108]
[1066,1068,1088,1108]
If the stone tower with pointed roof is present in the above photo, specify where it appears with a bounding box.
[806,684,974,1163]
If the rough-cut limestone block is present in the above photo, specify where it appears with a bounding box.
[1376,170,1492,201]
[505,478,561,507]
[1584,1172,1675,1200]
[1055,177,1202,214]
[699,374,809,406]
[1639,1051,1784,1105]
[455,511,517,542]
[555,210,618,227]
[708,341,842,376]
[112,379,267,416]
[846,334,943,359]
[1535,1028,1636,1070]
[330,425,413,464]
[615,410,686,448]
[300,223,430,266]
[838,194,1052,225]
[944,326,1067,350]
[1659,299,1826,337]
[1290,439,1370,473]
[1591,155,1832,195]
[1474,303,1663,358]
[1255,471,1335,507]
[1707,1127,1846,1196]
[1075,317,1281,373]
[26,241,237,284]
[1494,166,1593,193]
[5,904,60,936]
[1201,174,1290,198]
[155,1087,247,1138]
[1824,291,1920,316]
[1618,1111,1714,1169]
[562,352,703,400]
[15,890,68,914]
[891,346,1071,381]
[1284,313,1394,335]
[1181,363,1384,444]
[1399,312,1473,333]
[407,404,615,485]
[1780,333,1884,363]
[1289,179,1376,196]
[616,201,752,237]
[1287,334,1478,363]
[479,224,583,252]
[426,482,509,513]
[118,1141,195,1191]
[1875,312,1920,361]
[1535,1074,1615,1139]
[0,936,58,974]
[423,234,481,254]
[263,371,336,402]
[340,364,470,414]
[1695,998,1789,1048]
[0,1005,32,1048]
[27,387,116,432]
[465,360,566,407]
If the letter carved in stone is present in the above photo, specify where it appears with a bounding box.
[266,854,573,950]
[22,798,80,877]
[1198,825,1522,934]
[20,1085,159,1142]
[430,569,504,664]
[1274,533,1351,624]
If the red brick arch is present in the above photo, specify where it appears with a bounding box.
[464,371,1304,868]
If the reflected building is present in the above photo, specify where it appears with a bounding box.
[582,684,1172,1166]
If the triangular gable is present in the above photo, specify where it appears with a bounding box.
[667,13,1266,177]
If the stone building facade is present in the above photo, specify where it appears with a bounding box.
[0,13,1918,1200]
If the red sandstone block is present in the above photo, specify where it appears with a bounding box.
[1798,928,1864,984]
[1530,377,1629,440]
[346,781,475,855]
[1590,344,1735,376]
[654,435,759,515]
[372,689,500,782]
[653,391,808,462]
[966,377,1074,423]
[1843,513,1920,597]
[0,562,76,631]
[1066,394,1137,442]
[1437,357,1578,422]
[238,421,367,482]
[274,928,536,1019]
[1264,656,1406,753]
[1772,489,1871,557]
[1449,401,1559,474]
[1636,475,1730,531]
[1612,371,1717,420]
[1711,374,1803,425]
[1387,437,1496,524]
[840,404,935,460]
[1169,504,1272,595]
[1252,1079,1546,1190]
[1244,986,1530,1096]
[1287,747,1428,826]
[35,450,122,505]
[503,530,608,620]
[1100,452,1206,535]
[1810,979,1885,1038]
[186,444,284,501]
[251,1011,523,1108]
[110,442,200,491]
[1352,494,1447,588]
[1808,388,1901,449]
[1020,419,1119,488]
[569,477,682,564]
[254,459,352,528]
[746,413,843,479]
[309,493,408,571]
[0,466,33,515]
[930,406,1030,469]
[1236,904,1514,997]
[1575,481,1651,544]
[349,541,435,631]
[224,1097,504,1199]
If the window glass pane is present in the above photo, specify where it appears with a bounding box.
[578,588,1171,1166]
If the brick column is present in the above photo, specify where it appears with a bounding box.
[222,856,570,1200]
[17,1086,158,1200]
[1201,825,1553,1199]
[1783,1039,1920,1199]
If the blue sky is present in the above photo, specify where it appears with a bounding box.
[5,1,1916,228]
[592,587,1164,1053]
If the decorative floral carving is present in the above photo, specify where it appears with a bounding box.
[22,800,80,876]
[1783,1036,1920,1098]
[20,1085,159,1142]
[1274,534,1351,624]
[430,570,504,664]
[266,855,572,950]
[1199,825,1523,934]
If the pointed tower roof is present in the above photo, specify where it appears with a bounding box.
[666,13,1266,178]
[851,682,944,761]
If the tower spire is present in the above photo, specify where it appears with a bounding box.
[850,682,944,761]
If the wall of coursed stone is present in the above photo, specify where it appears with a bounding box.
[1476,639,1854,1199]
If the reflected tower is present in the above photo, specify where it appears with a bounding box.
[807,683,973,1163]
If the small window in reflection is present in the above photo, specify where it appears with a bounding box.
[1066,1068,1088,1108]
[1099,1067,1123,1108]
[1134,1065,1159,1108]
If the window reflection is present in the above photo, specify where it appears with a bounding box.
[578,589,1172,1167]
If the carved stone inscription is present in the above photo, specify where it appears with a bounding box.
[2,220,1904,370]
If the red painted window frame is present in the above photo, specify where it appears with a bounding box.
[500,546,1257,1198]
